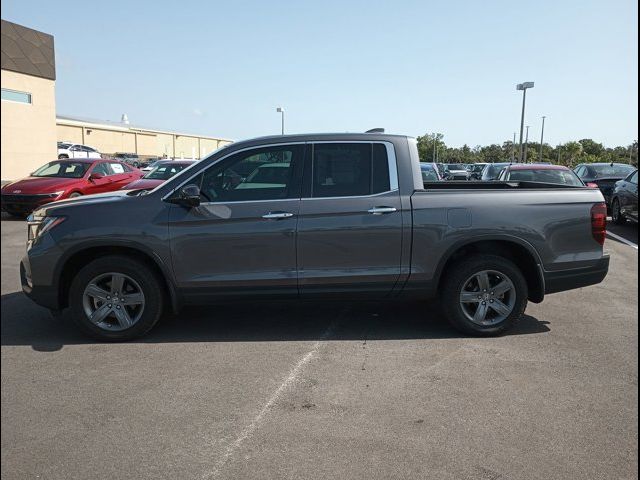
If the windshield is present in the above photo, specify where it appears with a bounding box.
[591,164,636,178]
[508,169,583,186]
[143,163,193,180]
[32,161,89,178]
[58,142,71,149]
[446,164,466,170]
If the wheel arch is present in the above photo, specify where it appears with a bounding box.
[434,236,545,303]
[56,242,180,313]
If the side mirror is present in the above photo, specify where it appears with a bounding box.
[173,184,201,207]
[89,173,104,182]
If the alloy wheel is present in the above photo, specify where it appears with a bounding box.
[459,270,516,326]
[82,272,145,331]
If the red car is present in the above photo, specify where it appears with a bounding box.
[1,158,143,217]
[122,160,196,191]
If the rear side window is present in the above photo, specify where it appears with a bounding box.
[311,143,391,198]
[109,163,126,174]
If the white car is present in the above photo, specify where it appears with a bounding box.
[57,142,102,159]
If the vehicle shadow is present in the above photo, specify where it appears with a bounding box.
[607,221,638,246]
[1,292,550,352]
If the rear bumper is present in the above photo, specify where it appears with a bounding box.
[544,255,610,295]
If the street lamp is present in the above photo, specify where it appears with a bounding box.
[516,82,534,162]
[523,125,530,163]
[276,107,285,135]
[539,116,546,162]
[512,132,516,162]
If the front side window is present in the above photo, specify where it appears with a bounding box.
[630,172,638,184]
[32,161,89,178]
[194,145,303,202]
[311,143,391,198]
[1,88,32,104]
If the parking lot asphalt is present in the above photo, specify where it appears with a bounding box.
[1,213,638,480]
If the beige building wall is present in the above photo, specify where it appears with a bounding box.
[135,132,157,156]
[175,136,199,159]
[55,119,232,159]
[156,133,175,157]
[1,70,57,180]
[57,124,83,143]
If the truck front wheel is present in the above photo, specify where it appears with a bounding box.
[68,255,164,341]
[441,255,528,336]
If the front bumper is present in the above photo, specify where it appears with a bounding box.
[21,258,60,310]
[544,254,610,295]
[1,194,55,214]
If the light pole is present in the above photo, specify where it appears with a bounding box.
[432,133,440,163]
[276,107,285,135]
[516,82,534,162]
[523,125,530,163]
[539,116,546,162]
[512,132,516,162]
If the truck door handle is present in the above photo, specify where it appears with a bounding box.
[367,206,397,215]
[262,211,294,220]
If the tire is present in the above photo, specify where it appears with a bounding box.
[68,255,164,341]
[611,198,627,225]
[440,254,528,336]
[58,154,69,159]
[68,192,82,198]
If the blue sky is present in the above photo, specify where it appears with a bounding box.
[3,0,638,147]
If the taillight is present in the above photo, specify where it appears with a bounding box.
[591,203,607,246]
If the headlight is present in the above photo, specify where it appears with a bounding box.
[27,215,66,242]
[47,191,65,198]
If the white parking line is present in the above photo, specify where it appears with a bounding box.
[607,231,639,250]
[202,313,345,480]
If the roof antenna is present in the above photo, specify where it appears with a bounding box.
[365,128,385,133]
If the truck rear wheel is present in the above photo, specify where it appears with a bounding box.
[440,254,528,336]
[68,255,164,341]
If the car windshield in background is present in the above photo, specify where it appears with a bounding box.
[591,164,636,178]
[143,163,193,180]
[58,143,71,149]
[31,161,89,178]
[509,169,583,186]
[446,164,466,170]
[420,164,440,182]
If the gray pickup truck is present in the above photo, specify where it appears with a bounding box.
[21,133,610,340]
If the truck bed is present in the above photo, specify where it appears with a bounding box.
[421,181,588,190]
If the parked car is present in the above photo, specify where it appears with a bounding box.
[113,153,145,168]
[420,162,443,182]
[20,133,610,341]
[467,163,489,180]
[610,169,638,225]
[573,163,637,206]
[141,158,179,172]
[1,159,143,217]
[481,162,512,181]
[57,143,102,159]
[498,164,584,186]
[122,160,196,191]
[443,163,471,180]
